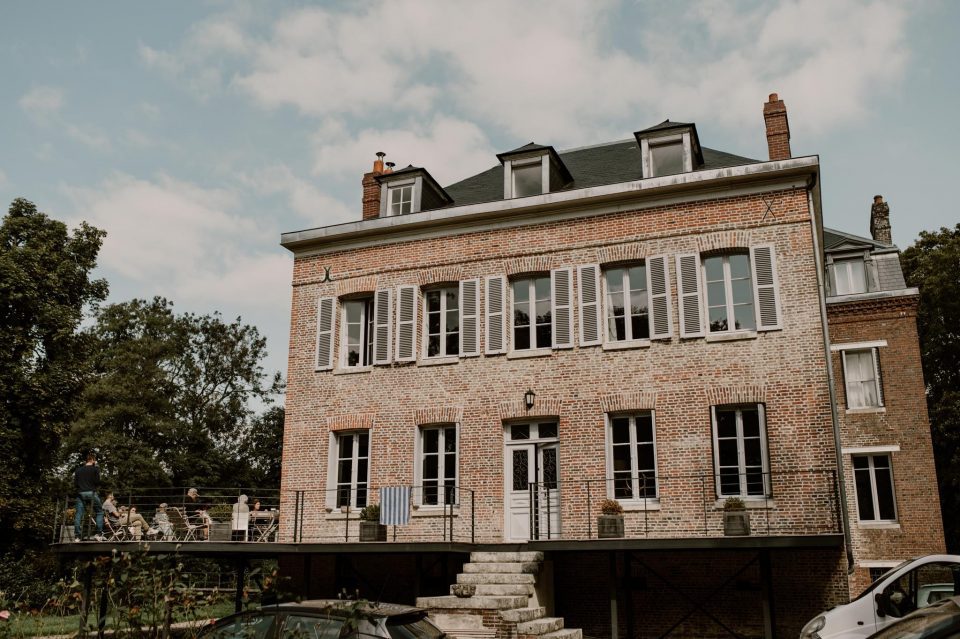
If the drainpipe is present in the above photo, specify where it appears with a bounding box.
[807,182,855,573]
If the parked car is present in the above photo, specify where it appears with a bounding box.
[800,555,960,639]
[867,596,960,639]
[201,600,446,639]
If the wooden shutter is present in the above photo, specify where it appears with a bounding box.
[873,347,884,407]
[578,264,602,346]
[460,279,480,357]
[373,288,392,365]
[395,285,417,362]
[485,275,507,354]
[750,244,782,331]
[552,267,573,349]
[675,253,704,338]
[647,255,673,340]
[315,296,335,370]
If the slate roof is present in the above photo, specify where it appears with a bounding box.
[822,227,894,251]
[635,120,694,134]
[443,138,758,208]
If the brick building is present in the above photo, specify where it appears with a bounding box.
[278,95,943,638]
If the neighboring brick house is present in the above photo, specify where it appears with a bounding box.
[278,95,943,638]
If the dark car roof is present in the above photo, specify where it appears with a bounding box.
[272,600,424,619]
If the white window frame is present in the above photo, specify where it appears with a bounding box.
[841,347,884,409]
[339,297,374,369]
[414,424,459,507]
[852,453,897,523]
[379,177,421,217]
[711,404,771,498]
[602,263,651,346]
[702,253,756,335]
[327,431,370,510]
[511,275,552,351]
[604,412,659,504]
[503,156,548,199]
[833,256,868,296]
[422,286,460,359]
[640,132,692,178]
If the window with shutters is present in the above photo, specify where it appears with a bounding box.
[603,264,650,343]
[512,276,552,350]
[711,404,770,498]
[843,348,884,409]
[424,287,459,358]
[853,454,897,522]
[703,253,756,333]
[341,297,374,368]
[416,425,458,506]
[606,412,658,503]
[333,432,369,508]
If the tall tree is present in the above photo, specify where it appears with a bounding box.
[901,224,960,552]
[66,297,283,490]
[0,198,107,551]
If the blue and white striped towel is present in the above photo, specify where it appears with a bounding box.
[379,486,412,526]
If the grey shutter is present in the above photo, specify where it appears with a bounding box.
[485,275,507,354]
[551,267,573,349]
[315,296,335,370]
[395,285,417,362]
[873,347,884,407]
[460,278,480,357]
[373,288,392,365]
[647,255,673,340]
[578,264,601,346]
[675,253,704,338]
[751,244,782,331]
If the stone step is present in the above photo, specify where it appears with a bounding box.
[540,630,581,639]
[415,595,528,610]
[470,551,544,563]
[457,572,536,585]
[517,617,564,635]
[463,561,540,574]
[500,607,546,623]
[455,583,534,597]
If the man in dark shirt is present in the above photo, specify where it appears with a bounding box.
[74,452,104,541]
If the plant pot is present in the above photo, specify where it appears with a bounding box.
[60,525,75,543]
[723,510,751,536]
[597,514,625,538]
[210,521,232,542]
[359,521,387,542]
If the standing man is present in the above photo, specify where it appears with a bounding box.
[74,451,104,541]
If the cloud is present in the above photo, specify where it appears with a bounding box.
[19,86,64,119]
[19,85,112,150]
[239,164,355,224]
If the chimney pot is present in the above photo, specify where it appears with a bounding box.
[769,93,779,102]
[385,162,395,174]
[870,195,892,245]
[763,92,792,161]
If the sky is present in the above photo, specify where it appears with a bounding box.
[1,0,958,385]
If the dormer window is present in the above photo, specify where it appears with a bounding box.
[497,143,573,200]
[376,166,452,218]
[649,139,684,177]
[833,257,867,295]
[634,121,703,179]
[512,161,543,198]
[388,184,413,216]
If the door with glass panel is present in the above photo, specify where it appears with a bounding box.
[504,422,560,541]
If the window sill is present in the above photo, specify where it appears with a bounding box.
[418,357,459,367]
[858,521,901,531]
[411,506,460,518]
[705,331,758,343]
[713,498,777,510]
[846,407,886,415]
[333,366,373,375]
[603,340,651,351]
[617,499,661,512]
[324,510,361,521]
[507,348,553,360]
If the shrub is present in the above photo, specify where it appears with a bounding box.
[723,497,746,511]
[359,504,380,522]
[599,499,623,515]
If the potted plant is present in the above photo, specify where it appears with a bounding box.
[597,499,625,538]
[208,503,233,542]
[723,497,750,536]
[61,508,77,542]
[358,504,386,542]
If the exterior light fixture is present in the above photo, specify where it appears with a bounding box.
[524,389,536,410]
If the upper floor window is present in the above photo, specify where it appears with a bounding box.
[512,276,552,350]
[388,184,413,216]
[853,454,896,522]
[834,257,867,295]
[608,412,658,501]
[418,425,458,506]
[342,298,374,368]
[604,265,650,342]
[649,140,684,177]
[425,287,459,358]
[843,348,884,409]
[512,161,543,198]
[712,404,769,498]
[703,253,756,333]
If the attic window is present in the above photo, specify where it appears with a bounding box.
[512,161,543,198]
[649,140,684,177]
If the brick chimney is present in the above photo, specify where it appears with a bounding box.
[763,93,792,161]
[870,195,892,245]
[361,152,386,220]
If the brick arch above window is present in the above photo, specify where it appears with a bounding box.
[600,391,658,414]
[697,230,753,254]
[327,414,376,431]
[504,255,556,277]
[705,385,766,406]
[418,266,464,287]
[597,243,647,266]
[498,397,564,421]
[415,406,464,426]
[336,275,379,297]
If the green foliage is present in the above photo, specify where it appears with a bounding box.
[723,497,746,511]
[902,224,960,552]
[358,504,380,521]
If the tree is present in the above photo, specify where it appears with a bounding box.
[66,297,284,490]
[0,198,108,547]
[901,224,960,552]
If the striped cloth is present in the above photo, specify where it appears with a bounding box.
[379,486,411,526]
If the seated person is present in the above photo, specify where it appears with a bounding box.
[118,506,156,540]
[152,503,175,541]
[195,505,213,540]
[102,493,120,524]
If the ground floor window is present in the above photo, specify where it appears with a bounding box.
[712,404,769,497]
[335,432,369,508]
[419,425,457,505]
[854,454,896,522]
[608,412,657,500]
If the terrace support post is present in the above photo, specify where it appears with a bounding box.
[97,581,109,639]
[79,562,94,638]
[760,550,776,639]
[608,551,619,639]
[234,559,247,614]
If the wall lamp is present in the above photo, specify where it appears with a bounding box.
[524,389,536,410]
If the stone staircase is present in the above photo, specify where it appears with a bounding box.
[416,551,581,639]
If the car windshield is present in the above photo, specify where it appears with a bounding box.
[386,618,445,639]
[854,560,915,601]
[206,612,276,639]
[871,599,960,639]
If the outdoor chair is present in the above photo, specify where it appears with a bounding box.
[104,516,130,542]
[168,507,203,541]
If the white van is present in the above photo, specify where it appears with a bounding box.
[800,555,960,639]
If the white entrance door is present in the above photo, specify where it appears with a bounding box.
[504,423,561,541]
